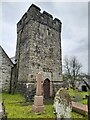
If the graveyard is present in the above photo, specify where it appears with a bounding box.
[1,87,89,119]
[1,3,89,119]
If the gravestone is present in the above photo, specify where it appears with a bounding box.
[0,102,2,118]
[32,72,44,113]
[54,88,72,119]
[0,102,7,119]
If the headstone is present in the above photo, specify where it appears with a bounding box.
[0,102,7,119]
[32,72,44,113]
[54,88,72,119]
[36,72,43,96]
[0,102,2,118]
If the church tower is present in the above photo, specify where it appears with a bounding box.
[15,4,62,98]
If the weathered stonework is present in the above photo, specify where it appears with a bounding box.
[15,4,63,97]
[0,46,14,92]
[54,88,72,118]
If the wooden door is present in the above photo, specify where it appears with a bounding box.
[43,78,50,98]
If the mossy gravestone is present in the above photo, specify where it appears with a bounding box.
[54,88,72,119]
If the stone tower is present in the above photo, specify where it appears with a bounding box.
[15,4,62,97]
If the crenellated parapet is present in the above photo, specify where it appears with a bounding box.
[17,4,62,33]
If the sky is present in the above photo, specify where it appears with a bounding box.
[1,1,88,73]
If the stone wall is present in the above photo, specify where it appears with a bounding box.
[0,46,14,92]
[15,4,63,96]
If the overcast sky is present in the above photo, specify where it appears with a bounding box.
[1,2,88,73]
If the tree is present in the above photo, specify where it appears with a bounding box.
[63,56,82,88]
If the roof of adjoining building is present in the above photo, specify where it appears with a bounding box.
[0,45,14,65]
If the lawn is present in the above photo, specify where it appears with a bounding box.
[2,93,55,118]
[67,88,89,105]
[1,91,88,119]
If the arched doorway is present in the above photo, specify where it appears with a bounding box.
[43,78,50,98]
[82,85,87,92]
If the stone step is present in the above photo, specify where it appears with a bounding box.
[72,101,88,115]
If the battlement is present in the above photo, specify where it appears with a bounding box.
[28,4,41,12]
[17,4,62,33]
[43,11,53,19]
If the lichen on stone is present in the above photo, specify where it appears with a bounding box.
[54,88,72,119]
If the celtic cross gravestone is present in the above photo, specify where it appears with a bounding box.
[32,72,44,113]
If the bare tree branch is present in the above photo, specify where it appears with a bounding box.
[63,56,82,88]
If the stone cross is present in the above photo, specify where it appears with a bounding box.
[36,72,43,96]
[32,72,44,113]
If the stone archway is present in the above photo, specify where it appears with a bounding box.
[82,85,87,92]
[43,78,50,98]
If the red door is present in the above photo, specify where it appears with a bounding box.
[43,78,50,98]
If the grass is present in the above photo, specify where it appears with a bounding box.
[72,112,88,120]
[67,88,89,105]
[1,91,88,119]
[2,93,55,118]
[66,88,88,119]
[79,99,87,105]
